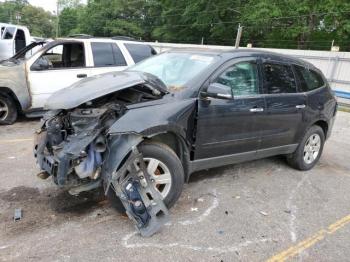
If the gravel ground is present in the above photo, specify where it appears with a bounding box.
[0,112,350,262]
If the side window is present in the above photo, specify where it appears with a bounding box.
[112,44,127,66]
[214,61,259,96]
[294,65,325,92]
[2,27,16,39]
[124,43,156,63]
[15,29,26,53]
[263,63,296,94]
[91,42,127,67]
[34,43,85,70]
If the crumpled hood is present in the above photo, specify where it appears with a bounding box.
[45,71,167,110]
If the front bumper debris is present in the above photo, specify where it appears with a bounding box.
[108,148,170,237]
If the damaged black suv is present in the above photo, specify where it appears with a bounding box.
[34,49,337,236]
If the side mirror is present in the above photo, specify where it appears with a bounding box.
[31,57,50,71]
[201,82,233,100]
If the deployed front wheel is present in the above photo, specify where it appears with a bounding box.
[287,125,325,170]
[107,142,185,213]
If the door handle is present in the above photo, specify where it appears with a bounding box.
[296,104,306,109]
[249,107,264,112]
[77,74,87,78]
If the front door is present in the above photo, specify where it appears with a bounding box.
[195,58,265,159]
[257,61,307,152]
[27,42,91,109]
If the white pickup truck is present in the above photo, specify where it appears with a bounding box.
[0,36,156,124]
[0,23,42,61]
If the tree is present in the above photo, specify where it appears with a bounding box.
[20,5,55,37]
[59,7,79,36]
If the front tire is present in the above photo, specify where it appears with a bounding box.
[107,142,185,213]
[0,94,18,125]
[287,125,325,170]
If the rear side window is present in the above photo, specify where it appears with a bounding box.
[263,63,297,94]
[91,42,127,67]
[124,43,156,63]
[294,65,325,92]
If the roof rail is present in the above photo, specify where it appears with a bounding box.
[68,34,93,39]
[111,36,141,41]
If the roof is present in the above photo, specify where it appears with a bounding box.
[0,23,29,31]
[55,37,150,46]
[162,47,316,69]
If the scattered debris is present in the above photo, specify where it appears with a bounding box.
[14,208,22,221]
[259,211,268,216]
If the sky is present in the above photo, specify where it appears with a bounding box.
[0,0,87,13]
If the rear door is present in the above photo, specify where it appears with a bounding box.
[258,60,307,152]
[195,57,265,159]
[88,42,129,75]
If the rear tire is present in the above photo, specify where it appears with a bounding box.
[287,125,325,170]
[0,94,18,125]
[107,142,185,213]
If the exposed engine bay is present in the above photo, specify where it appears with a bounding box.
[34,84,170,237]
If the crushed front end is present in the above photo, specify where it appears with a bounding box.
[34,76,170,236]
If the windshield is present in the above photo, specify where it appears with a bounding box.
[130,52,217,90]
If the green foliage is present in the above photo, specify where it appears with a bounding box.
[1,0,350,51]
[20,5,55,37]
[0,0,55,37]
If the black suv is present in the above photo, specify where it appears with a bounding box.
[34,49,337,236]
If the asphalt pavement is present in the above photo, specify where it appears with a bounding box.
[0,112,350,262]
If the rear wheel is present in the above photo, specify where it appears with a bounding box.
[287,125,325,170]
[0,94,18,125]
[107,142,185,213]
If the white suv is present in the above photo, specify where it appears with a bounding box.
[0,36,156,124]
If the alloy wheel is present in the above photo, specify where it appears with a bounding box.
[303,133,321,164]
[0,97,9,121]
[144,157,172,199]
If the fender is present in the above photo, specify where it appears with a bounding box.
[108,98,197,141]
[104,99,197,186]
[0,63,31,109]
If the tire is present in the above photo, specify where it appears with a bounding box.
[0,94,18,125]
[287,125,325,170]
[107,142,185,213]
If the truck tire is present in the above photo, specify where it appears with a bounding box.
[107,142,185,213]
[287,125,325,170]
[0,94,18,125]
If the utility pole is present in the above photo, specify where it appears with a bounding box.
[56,0,60,38]
[235,24,243,49]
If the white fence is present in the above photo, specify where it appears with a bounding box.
[147,42,350,95]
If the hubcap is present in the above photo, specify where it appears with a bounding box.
[144,158,172,199]
[0,97,9,121]
[303,133,321,164]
